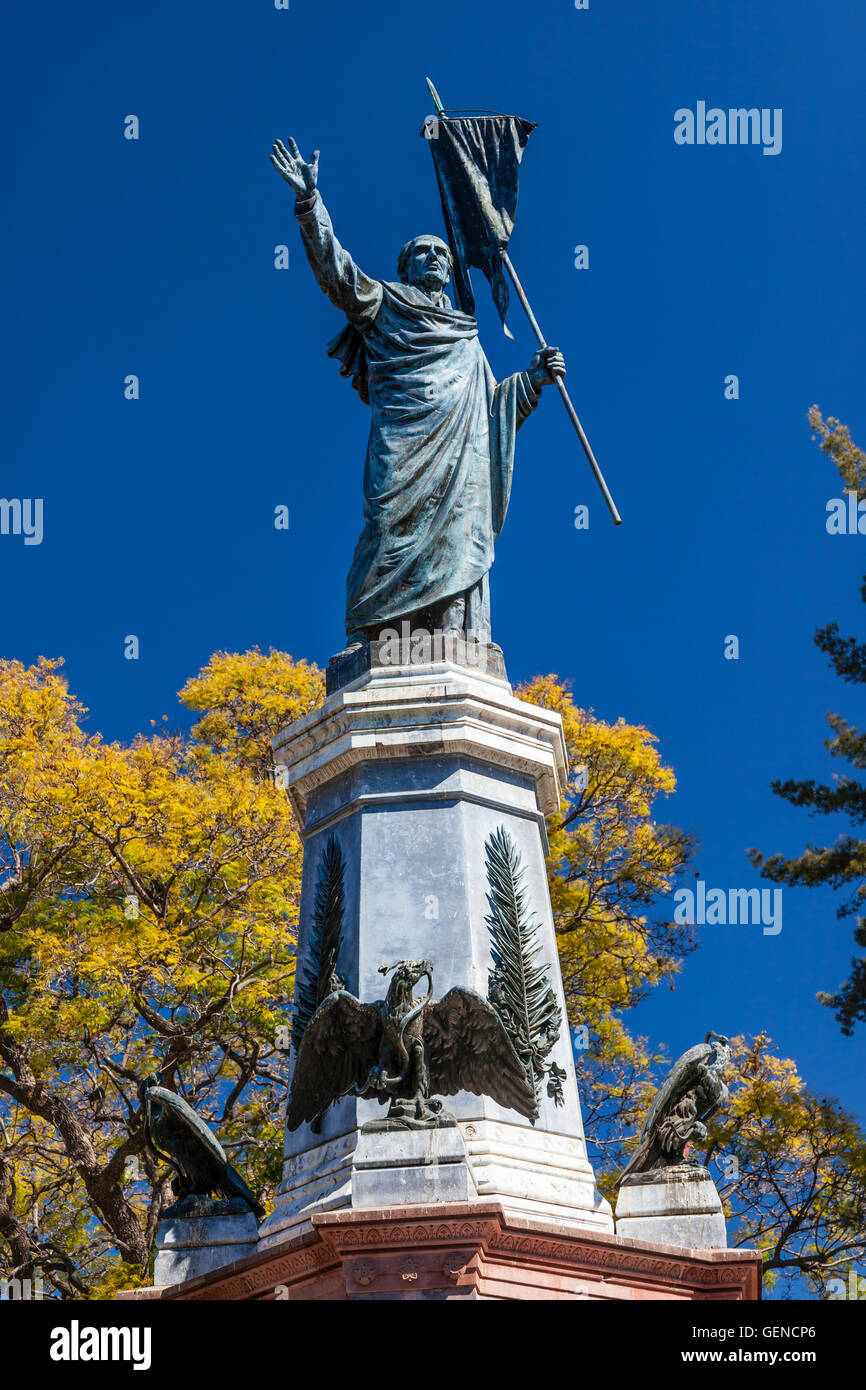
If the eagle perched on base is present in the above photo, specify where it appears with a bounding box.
[287,958,536,1130]
[619,1032,731,1185]
[139,1073,265,1219]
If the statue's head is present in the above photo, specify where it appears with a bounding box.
[397,235,452,293]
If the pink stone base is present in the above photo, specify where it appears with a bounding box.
[117,1202,761,1302]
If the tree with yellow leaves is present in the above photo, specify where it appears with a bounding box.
[707,1033,866,1296]
[0,653,319,1295]
[516,675,696,1166]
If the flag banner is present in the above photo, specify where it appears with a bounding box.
[423,114,536,332]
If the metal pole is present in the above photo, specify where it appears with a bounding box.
[501,250,621,526]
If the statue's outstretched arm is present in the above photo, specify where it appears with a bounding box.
[271,137,382,328]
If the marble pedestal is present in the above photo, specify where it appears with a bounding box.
[353,1125,476,1207]
[615,1166,728,1250]
[154,1210,260,1286]
[259,656,613,1248]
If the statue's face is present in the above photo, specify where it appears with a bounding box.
[403,237,451,292]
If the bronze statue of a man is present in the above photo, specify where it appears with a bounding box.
[271,137,565,650]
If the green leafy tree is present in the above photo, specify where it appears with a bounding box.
[707,1033,866,1296]
[748,409,866,1033]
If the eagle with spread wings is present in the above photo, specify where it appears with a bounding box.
[287,957,537,1130]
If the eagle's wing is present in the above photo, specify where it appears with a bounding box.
[639,1043,714,1142]
[620,1042,714,1181]
[146,1085,226,1167]
[287,991,382,1131]
[423,988,536,1121]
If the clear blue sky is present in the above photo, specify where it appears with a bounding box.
[4,0,865,1120]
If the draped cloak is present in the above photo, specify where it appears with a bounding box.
[295,191,539,637]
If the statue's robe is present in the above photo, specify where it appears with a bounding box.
[295,191,540,640]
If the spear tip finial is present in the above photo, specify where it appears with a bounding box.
[426,77,446,115]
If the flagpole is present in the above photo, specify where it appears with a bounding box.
[500,251,622,526]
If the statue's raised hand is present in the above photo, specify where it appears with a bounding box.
[270,138,319,200]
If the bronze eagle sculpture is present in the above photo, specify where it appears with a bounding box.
[139,1072,265,1219]
[287,958,536,1130]
[619,1032,731,1185]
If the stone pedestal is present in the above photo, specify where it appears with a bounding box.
[615,1166,728,1250]
[153,1210,260,1286]
[353,1124,476,1207]
[259,656,613,1248]
[119,1202,761,1302]
[325,633,507,695]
